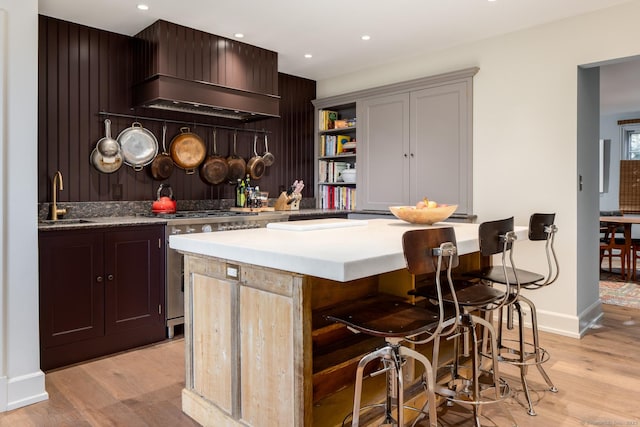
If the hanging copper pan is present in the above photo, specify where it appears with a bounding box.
[170,127,206,174]
[262,133,275,167]
[150,123,174,180]
[200,129,229,185]
[246,134,265,180]
[226,131,246,182]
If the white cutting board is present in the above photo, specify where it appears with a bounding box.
[266,218,368,231]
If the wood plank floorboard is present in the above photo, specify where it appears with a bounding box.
[1,304,640,426]
[0,339,200,427]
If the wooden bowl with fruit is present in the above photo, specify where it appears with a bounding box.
[389,199,458,225]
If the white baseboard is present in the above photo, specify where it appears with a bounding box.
[0,370,49,412]
[500,302,603,339]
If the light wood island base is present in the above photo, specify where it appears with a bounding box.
[179,250,482,427]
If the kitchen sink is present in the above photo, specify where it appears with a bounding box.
[38,218,95,225]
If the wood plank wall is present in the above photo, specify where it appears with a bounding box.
[38,15,315,204]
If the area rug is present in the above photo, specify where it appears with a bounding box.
[599,280,640,309]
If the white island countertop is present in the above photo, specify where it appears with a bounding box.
[169,218,527,282]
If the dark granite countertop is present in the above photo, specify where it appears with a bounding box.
[37,215,169,231]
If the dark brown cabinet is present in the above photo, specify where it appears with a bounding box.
[39,225,166,370]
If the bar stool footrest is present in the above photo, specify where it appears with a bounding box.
[340,402,430,427]
[441,377,512,407]
[498,339,551,367]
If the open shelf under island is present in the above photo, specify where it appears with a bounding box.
[169,218,527,426]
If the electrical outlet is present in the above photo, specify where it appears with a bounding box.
[226,263,240,279]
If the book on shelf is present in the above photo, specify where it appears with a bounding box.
[320,134,352,156]
[319,160,350,183]
[319,185,356,210]
[336,135,350,154]
[319,110,338,131]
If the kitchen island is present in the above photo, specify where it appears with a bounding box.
[169,218,527,427]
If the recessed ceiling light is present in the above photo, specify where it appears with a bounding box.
[361,35,371,41]
[137,4,149,11]
[234,33,244,38]
[304,54,313,59]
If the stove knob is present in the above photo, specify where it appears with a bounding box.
[201,224,213,233]
[185,226,196,234]
[171,227,182,235]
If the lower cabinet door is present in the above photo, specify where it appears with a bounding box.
[104,226,165,334]
[39,230,105,348]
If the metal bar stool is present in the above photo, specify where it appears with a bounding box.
[465,213,559,416]
[412,217,519,427]
[325,227,461,427]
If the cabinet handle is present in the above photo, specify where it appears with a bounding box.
[107,274,114,281]
[404,153,408,158]
[96,276,103,283]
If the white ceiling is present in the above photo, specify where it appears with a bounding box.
[37,0,640,113]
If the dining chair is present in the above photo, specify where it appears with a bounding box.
[600,211,627,278]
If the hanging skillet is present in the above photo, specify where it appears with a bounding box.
[150,123,174,180]
[226,131,246,182]
[262,133,275,167]
[200,129,229,185]
[117,121,159,171]
[90,147,123,174]
[170,127,207,174]
[246,134,266,180]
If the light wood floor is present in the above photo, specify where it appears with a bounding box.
[1,303,639,426]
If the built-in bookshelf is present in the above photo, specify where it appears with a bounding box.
[314,102,357,210]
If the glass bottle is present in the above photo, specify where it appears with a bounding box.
[236,178,246,207]
[244,174,251,208]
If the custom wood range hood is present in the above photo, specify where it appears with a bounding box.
[132,20,280,121]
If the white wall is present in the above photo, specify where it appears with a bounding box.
[318,0,640,337]
[0,0,48,410]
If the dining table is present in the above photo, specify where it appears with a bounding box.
[599,215,640,280]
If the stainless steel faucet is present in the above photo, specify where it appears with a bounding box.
[50,171,67,220]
